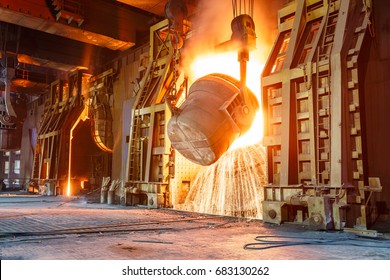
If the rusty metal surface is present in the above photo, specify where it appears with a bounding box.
[0,0,152,50]
[259,0,388,230]
[117,0,168,15]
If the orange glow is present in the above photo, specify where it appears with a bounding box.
[67,106,89,197]
[67,127,73,197]
[80,180,88,189]
[188,51,264,149]
[66,178,71,196]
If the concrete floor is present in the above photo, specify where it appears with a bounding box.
[1,192,390,260]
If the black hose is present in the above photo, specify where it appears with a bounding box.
[243,235,390,250]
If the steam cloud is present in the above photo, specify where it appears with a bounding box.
[181,0,285,75]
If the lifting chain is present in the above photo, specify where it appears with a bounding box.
[232,0,254,18]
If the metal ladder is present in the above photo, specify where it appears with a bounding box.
[345,4,374,228]
[315,8,338,185]
[127,39,172,182]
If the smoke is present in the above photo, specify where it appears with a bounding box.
[180,0,231,76]
[178,0,287,219]
[181,0,285,76]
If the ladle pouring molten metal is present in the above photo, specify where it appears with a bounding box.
[167,73,258,166]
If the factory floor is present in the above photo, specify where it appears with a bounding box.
[1,192,390,260]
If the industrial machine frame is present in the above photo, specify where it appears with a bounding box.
[261,0,382,233]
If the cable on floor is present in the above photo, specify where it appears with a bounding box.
[243,234,390,250]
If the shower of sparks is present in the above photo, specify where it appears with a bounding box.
[182,143,266,219]
[178,0,273,218]
[179,52,267,219]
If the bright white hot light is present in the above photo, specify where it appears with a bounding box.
[189,51,264,149]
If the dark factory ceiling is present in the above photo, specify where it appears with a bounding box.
[116,0,170,16]
[0,0,193,95]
